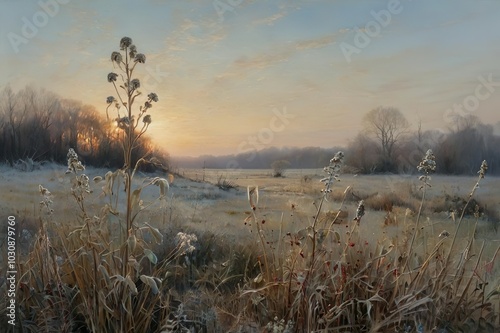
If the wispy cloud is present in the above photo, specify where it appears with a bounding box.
[252,11,287,26]
[295,34,337,50]
[214,26,348,83]
[1,0,500,157]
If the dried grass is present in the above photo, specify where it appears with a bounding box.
[4,148,499,332]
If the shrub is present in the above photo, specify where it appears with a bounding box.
[271,159,291,177]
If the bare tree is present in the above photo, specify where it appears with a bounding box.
[363,106,409,171]
[271,159,291,177]
[21,87,59,160]
[0,85,25,164]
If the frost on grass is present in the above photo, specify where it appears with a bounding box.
[38,184,53,215]
[175,232,197,255]
[65,148,84,174]
[320,151,344,193]
[417,149,436,189]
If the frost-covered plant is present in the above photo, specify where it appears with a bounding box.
[38,185,54,215]
[320,151,344,194]
[65,148,92,215]
[353,199,365,224]
[417,148,436,189]
[104,36,166,271]
[407,149,437,269]
[17,37,170,333]
[443,159,489,264]
[265,316,294,333]
[175,232,198,255]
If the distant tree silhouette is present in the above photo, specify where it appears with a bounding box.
[345,134,379,173]
[363,106,409,172]
[0,85,169,171]
[271,159,291,177]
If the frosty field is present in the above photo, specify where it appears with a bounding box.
[1,163,499,332]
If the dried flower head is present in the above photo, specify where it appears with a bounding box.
[144,101,152,109]
[107,72,118,82]
[469,160,489,198]
[417,149,436,175]
[39,184,51,196]
[116,116,131,129]
[134,53,146,64]
[438,230,450,238]
[120,37,133,49]
[478,160,488,179]
[320,151,344,193]
[39,184,54,214]
[70,173,92,201]
[148,92,159,102]
[106,96,115,104]
[143,114,152,124]
[354,200,365,223]
[130,78,140,90]
[76,174,91,193]
[330,151,344,165]
[175,232,197,255]
[111,51,122,63]
[129,44,137,58]
[66,148,85,174]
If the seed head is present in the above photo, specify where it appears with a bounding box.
[66,148,85,174]
[39,184,51,196]
[120,37,133,49]
[116,116,131,129]
[330,151,344,165]
[417,149,436,174]
[134,53,146,64]
[106,96,115,104]
[354,200,365,223]
[439,230,450,238]
[148,92,159,102]
[111,51,122,63]
[128,44,137,58]
[107,72,118,82]
[130,78,140,90]
[175,232,197,255]
[478,160,488,179]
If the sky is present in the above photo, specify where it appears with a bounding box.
[1,0,500,157]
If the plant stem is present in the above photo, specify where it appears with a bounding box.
[405,175,428,272]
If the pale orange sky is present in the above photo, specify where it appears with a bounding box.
[1,0,500,157]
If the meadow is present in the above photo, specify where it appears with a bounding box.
[1,37,499,333]
[1,161,499,332]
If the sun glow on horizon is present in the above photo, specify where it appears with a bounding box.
[1,1,499,157]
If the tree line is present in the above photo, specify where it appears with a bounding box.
[173,146,345,170]
[0,85,169,170]
[1,85,496,176]
[346,106,500,175]
[175,107,499,176]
